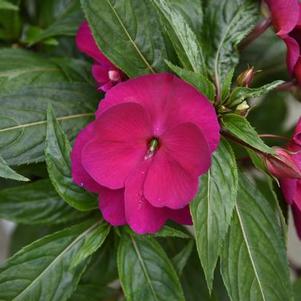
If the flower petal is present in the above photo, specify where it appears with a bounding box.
[82,103,152,189]
[96,73,220,152]
[292,118,301,146]
[76,21,111,65]
[144,123,210,209]
[265,0,300,35]
[292,203,301,240]
[282,35,300,74]
[98,187,126,226]
[124,160,168,234]
[71,122,102,193]
[280,178,297,204]
[167,206,192,225]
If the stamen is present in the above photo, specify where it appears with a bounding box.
[144,138,159,160]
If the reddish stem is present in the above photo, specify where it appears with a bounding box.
[239,18,272,50]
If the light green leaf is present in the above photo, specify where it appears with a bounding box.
[45,106,97,211]
[0,82,98,165]
[294,278,301,300]
[203,0,259,86]
[226,80,284,107]
[0,179,87,224]
[0,219,110,301]
[152,0,206,74]
[172,240,194,276]
[221,173,293,301]
[190,138,238,291]
[222,114,274,154]
[221,68,235,101]
[165,60,215,100]
[117,234,185,301]
[0,0,18,10]
[81,0,168,77]
[0,155,29,181]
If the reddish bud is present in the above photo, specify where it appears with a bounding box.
[264,148,301,179]
[236,66,255,87]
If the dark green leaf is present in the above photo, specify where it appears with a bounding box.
[0,82,98,165]
[0,219,110,301]
[71,284,118,301]
[165,60,215,100]
[9,224,58,256]
[203,0,259,85]
[0,155,29,182]
[81,0,168,77]
[79,234,118,286]
[172,240,194,275]
[225,80,284,107]
[190,138,238,291]
[117,234,185,301]
[152,0,206,74]
[221,68,235,101]
[222,114,274,154]
[45,106,97,211]
[221,173,293,301]
[0,179,87,224]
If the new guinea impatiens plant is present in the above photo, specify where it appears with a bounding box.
[0,0,301,300]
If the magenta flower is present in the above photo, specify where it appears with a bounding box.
[71,73,220,234]
[278,118,301,239]
[265,0,301,84]
[76,21,124,92]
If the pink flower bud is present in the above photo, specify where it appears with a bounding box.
[265,147,301,179]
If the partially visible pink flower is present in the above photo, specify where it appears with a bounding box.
[71,73,220,234]
[76,21,124,92]
[265,0,301,84]
[264,147,301,179]
[278,118,301,239]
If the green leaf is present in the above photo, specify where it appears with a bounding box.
[172,240,194,276]
[0,219,110,301]
[117,234,185,301]
[165,60,215,100]
[221,173,293,301]
[221,68,235,101]
[153,225,191,239]
[294,278,301,300]
[0,179,87,224]
[45,106,97,211]
[0,155,29,182]
[71,284,118,301]
[222,114,274,154]
[152,0,206,74]
[225,80,284,107]
[81,0,168,77]
[0,82,98,165]
[203,0,259,85]
[26,0,83,45]
[190,138,238,291]
[0,48,92,90]
[0,0,18,10]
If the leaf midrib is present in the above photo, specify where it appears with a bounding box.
[0,113,94,133]
[130,236,159,301]
[235,205,266,301]
[12,222,101,301]
[105,0,155,74]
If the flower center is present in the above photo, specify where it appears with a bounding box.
[144,137,160,160]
